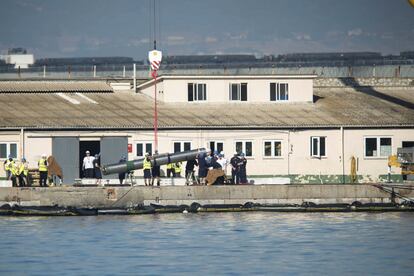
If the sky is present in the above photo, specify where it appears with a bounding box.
[0,0,413,60]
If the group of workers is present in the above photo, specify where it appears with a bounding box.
[3,154,49,187]
[138,149,248,186]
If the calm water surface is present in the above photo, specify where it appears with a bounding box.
[1,212,414,275]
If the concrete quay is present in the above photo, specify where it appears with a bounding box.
[1,184,412,209]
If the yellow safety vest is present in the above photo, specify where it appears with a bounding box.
[10,165,19,176]
[166,163,175,170]
[175,162,182,173]
[19,163,28,176]
[143,158,152,170]
[4,160,14,171]
[38,158,48,172]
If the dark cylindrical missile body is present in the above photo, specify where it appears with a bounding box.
[101,148,206,175]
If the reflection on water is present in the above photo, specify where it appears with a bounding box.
[1,212,414,275]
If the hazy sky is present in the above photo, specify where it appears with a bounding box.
[1,0,413,59]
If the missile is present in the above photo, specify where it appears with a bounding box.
[101,148,206,175]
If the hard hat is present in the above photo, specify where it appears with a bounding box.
[145,152,149,156]
[86,150,90,154]
[234,151,238,155]
[220,151,224,155]
[42,153,47,158]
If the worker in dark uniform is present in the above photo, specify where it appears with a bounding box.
[151,151,161,186]
[185,158,198,185]
[118,155,127,185]
[230,152,240,184]
[197,149,209,185]
[238,153,248,184]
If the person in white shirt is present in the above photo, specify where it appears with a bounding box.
[217,152,228,175]
[82,150,95,178]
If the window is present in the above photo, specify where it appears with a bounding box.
[0,142,18,159]
[173,141,192,153]
[364,137,392,157]
[229,83,248,101]
[235,141,253,157]
[136,142,152,157]
[270,83,289,101]
[264,140,282,157]
[310,137,326,158]
[209,141,224,153]
[188,83,207,101]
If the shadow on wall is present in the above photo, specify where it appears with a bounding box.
[338,77,414,110]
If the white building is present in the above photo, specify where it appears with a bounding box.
[0,76,413,184]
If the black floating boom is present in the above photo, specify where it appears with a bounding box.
[101,148,206,175]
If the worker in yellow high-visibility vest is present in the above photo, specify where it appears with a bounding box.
[18,158,29,187]
[10,162,19,187]
[166,163,175,178]
[143,152,152,186]
[174,161,182,177]
[38,154,48,187]
[3,155,15,180]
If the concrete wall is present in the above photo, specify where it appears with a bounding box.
[0,184,410,208]
[139,76,314,103]
[314,77,414,87]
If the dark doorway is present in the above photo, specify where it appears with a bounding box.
[402,141,414,181]
[79,141,100,178]
[402,141,414,148]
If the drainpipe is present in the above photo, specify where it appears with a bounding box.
[287,130,291,177]
[20,128,25,159]
[341,126,345,184]
[133,63,137,92]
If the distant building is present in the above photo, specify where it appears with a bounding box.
[0,48,34,69]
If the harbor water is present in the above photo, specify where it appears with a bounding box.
[1,212,414,275]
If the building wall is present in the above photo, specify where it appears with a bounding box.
[1,128,412,183]
[139,77,314,103]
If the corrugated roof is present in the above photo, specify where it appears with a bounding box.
[0,87,412,129]
[0,81,113,93]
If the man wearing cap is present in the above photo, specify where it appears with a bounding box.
[230,152,240,184]
[82,150,95,179]
[238,153,248,184]
[18,158,29,186]
[3,155,15,180]
[38,154,48,187]
[118,155,127,185]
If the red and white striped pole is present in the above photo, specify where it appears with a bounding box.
[149,50,162,152]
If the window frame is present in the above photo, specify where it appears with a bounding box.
[263,140,283,159]
[173,141,192,153]
[0,142,18,159]
[270,82,289,102]
[187,83,207,102]
[234,140,253,157]
[229,83,248,101]
[208,141,224,153]
[364,136,392,159]
[135,141,153,157]
[310,136,327,158]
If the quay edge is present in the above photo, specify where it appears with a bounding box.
[1,184,413,209]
